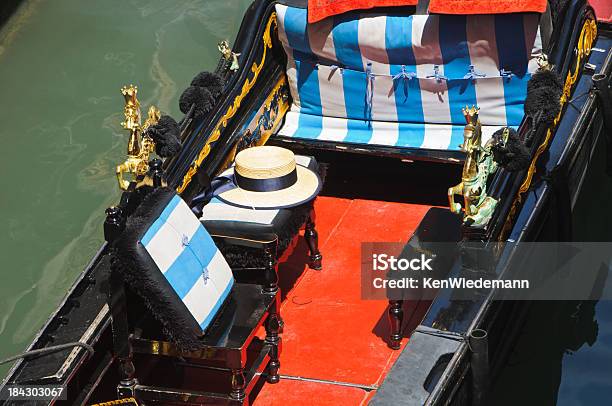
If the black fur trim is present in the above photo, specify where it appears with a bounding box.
[527,69,563,93]
[190,71,225,99]
[179,86,215,117]
[525,69,563,126]
[112,187,206,351]
[491,128,531,172]
[525,86,562,125]
[146,115,182,158]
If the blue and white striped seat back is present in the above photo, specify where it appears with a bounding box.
[275,4,542,150]
[140,195,234,332]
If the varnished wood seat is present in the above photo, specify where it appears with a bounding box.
[105,187,282,405]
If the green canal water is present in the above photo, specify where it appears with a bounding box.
[0,2,611,405]
[0,0,250,379]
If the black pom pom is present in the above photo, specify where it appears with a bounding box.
[527,69,563,93]
[146,115,181,158]
[157,115,180,133]
[179,86,215,117]
[524,69,563,126]
[190,71,225,98]
[525,86,562,125]
[491,128,531,172]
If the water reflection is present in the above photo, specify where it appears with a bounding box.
[490,123,612,404]
[0,0,250,378]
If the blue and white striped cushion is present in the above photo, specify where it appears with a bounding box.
[140,195,234,331]
[275,4,542,150]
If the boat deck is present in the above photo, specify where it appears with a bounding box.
[254,196,431,405]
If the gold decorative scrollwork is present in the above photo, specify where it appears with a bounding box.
[500,16,597,239]
[177,12,278,193]
[218,76,290,171]
[90,397,139,406]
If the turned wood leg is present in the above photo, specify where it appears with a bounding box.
[263,247,279,294]
[116,353,137,399]
[109,268,138,398]
[230,369,246,401]
[388,300,404,350]
[265,311,281,384]
[305,215,322,270]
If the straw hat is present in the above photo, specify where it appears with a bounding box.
[215,146,322,209]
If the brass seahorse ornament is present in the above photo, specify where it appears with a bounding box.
[115,85,160,190]
[448,106,500,228]
[218,40,240,71]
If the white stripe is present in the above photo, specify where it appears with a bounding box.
[208,250,234,295]
[359,15,399,142]
[144,227,185,274]
[278,108,300,137]
[166,197,202,238]
[369,120,399,146]
[318,115,349,141]
[316,64,348,119]
[182,271,223,325]
[310,20,349,141]
[308,15,337,63]
[413,16,452,126]
[420,124,453,149]
[358,14,391,71]
[145,202,200,273]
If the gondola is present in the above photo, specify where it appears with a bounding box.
[1,0,611,405]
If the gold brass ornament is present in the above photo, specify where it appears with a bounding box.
[499,16,597,240]
[218,40,240,71]
[115,85,161,190]
[448,106,499,228]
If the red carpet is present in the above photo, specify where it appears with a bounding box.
[254,197,430,405]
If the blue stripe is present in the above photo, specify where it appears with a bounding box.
[286,115,469,150]
[332,14,373,143]
[164,249,204,299]
[162,226,218,299]
[199,278,234,330]
[141,196,182,246]
[282,6,311,59]
[284,7,323,138]
[386,15,425,147]
[439,15,474,149]
[331,13,365,70]
[495,14,530,126]
[184,226,218,271]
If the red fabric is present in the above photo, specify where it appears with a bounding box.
[254,197,431,405]
[308,0,418,23]
[428,0,547,14]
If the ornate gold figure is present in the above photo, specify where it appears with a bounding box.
[115,85,160,190]
[448,106,499,227]
[218,40,240,71]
